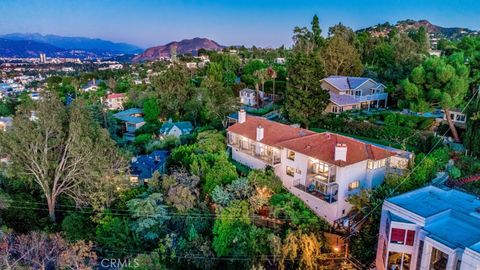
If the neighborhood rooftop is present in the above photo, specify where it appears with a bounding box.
[227,115,395,166]
[386,185,480,251]
[323,75,384,91]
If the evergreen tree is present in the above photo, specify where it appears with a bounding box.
[464,91,480,156]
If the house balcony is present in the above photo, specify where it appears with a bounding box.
[355,93,388,102]
[293,178,338,204]
[228,136,281,166]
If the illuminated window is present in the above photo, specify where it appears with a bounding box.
[406,230,415,246]
[287,150,295,161]
[348,180,360,191]
[390,228,406,244]
[286,166,295,177]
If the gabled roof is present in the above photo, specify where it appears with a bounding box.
[160,121,194,134]
[115,116,145,124]
[113,108,143,118]
[227,116,315,146]
[227,115,395,166]
[322,76,383,91]
[107,93,125,99]
[130,150,169,179]
[276,132,394,166]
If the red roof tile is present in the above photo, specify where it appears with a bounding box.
[107,93,125,99]
[227,116,315,146]
[227,116,395,167]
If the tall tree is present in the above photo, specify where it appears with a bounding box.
[400,55,469,142]
[322,35,363,76]
[284,51,329,128]
[0,94,126,222]
[464,91,480,156]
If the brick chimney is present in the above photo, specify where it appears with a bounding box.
[335,143,347,162]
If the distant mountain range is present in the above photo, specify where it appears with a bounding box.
[0,33,142,58]
[132,37,223,62]
[0,38,62,58]
[357,19,479,39]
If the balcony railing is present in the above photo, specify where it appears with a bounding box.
[355,93,388,102]
[228,136,281,165]
[293,179,338,204]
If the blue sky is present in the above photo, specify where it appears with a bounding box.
[1,0,479,48]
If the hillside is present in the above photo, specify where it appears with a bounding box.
[0,38,63,58]
[357,19,479,39]
[0,33,142,54]
[132,37,223,62]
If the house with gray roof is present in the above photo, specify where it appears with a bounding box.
[321,76,388,113]
[159,120,193,138]
[113,108,145,141]
[130,150,169,185]
[375,185,480,270]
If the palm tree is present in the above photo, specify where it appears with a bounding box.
[254,69,268,108]
[267,67,277,103]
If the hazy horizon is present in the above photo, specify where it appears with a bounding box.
[1,0,480,49]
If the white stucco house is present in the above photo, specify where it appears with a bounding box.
[321,76,388,113]
[227,110,411,224]
[104,93,127,111]
[375,185,480,270]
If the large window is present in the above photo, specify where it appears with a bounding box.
[312,162,329,174]
[368,159,387,170]
[388,252,411,270]
[286,166,295,177]
[391,228,406,244]
[406,230,415,246]
[430,247,448,270]
[390,228,415,246]
[348,180,360,191]
[287,150,295,161]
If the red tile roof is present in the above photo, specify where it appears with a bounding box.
[107,93,125,99]
[227,115,395,167]
[227,116,315,146]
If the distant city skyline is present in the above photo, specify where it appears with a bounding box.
[1,0,480,49]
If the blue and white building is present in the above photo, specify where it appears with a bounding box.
[375,185,480,270]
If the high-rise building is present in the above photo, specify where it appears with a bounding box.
[39,53,46,63]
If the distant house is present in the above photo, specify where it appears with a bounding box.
[105,93,126,111]
[81,79,102,92]
[275,57,286,64]
[0,116,13,131]
[130,150,169,184]
[443,109,467,127]
[185,62,197,69]
[321,76,388,113]
[239,88,264,107]
[113,108,145,141]
[159,120,193,137]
